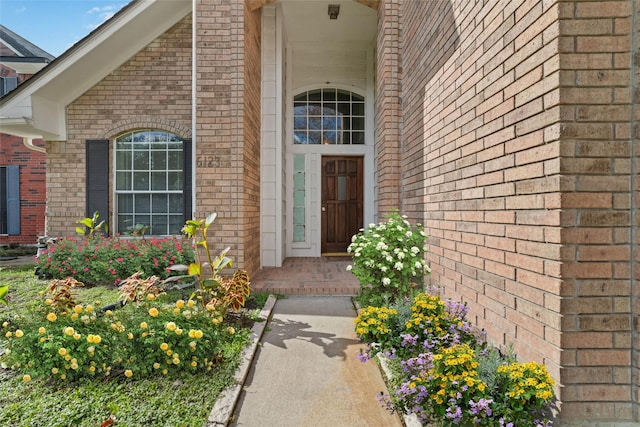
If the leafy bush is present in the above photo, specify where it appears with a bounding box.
[347,211,429,306]
[1,274,248,382]
[355,291,557,426]
[35,235,195,286]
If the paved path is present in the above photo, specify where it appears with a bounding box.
[230,296,402,427]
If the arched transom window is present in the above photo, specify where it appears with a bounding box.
[293,88,365,145]
[115,130,184,235]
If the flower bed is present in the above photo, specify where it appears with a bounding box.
[35,234,194,286]
[349,212,557,426]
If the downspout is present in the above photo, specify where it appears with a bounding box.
[23,137,46,154]
[191,0,197,218]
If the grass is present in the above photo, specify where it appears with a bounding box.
[0,262,262,427]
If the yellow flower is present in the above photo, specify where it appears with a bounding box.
[166,350,173,356]
[89,366,96,373]
[166,322,177,331]
[124,369,133,378]
[64,326,75,336]
[140,322,148,329]
[175,328,183,335]
[105,310,113,316]
[65,354,71,361]
[187,299,195,308]
[194,329,203,339]
[211,317,220,325]
[191,361,197,367]
[14,329,24,337]
[147,294,156,301]
[46,312,57,322]
[85,305,94,313]
[172,308,180,316]
[162,369,168,375]
[71,313,79,320]
[148,307,159,317]
[71,362,79,370]
[226,327,234,335]
[74,305,83,314]
[60,374,66,380]
[160,342,169,351]
[73,333,81,340]
[40,337,46,343]
[58,348,67,356]
[176,300,185,309]
[153,363,161,369]
[127,332,133,340]
[51,367,59,374]
[38,326,47,334]
[4,331,12,338]
[23,374,31,382]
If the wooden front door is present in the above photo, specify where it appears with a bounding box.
[321,156,363,253]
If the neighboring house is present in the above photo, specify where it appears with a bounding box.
[0,0,638,424]
[0,25,51,245]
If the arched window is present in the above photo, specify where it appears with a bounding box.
[293,88,365,145]
[115,130,186,235]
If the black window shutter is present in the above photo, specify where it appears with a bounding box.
[6,165,20,235]
[183,138,192,223]
[86,140,109,232]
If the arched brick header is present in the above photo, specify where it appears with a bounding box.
[99,116,192,140]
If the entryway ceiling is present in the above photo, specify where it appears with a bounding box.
[281,0,377,46]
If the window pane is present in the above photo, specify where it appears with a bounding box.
[294,131,308,144]
[308,131,321,144]
[323,89,336,101]
[118,194,133,213]
[116,150,131,169]
[352,117,365,131]
[168,151,182,170]
[152,194,168,213]
[352,131,365,144]
[151,150,166,169]
[352,103,365,116]
[169,194,183,212]
[116,172,131,190]
[133,151,149,170]
[135,215,150,229]
[308,90,321,101]
[168,172,182,190]
[294,116,307,130]
[118,215,133,232]
[169,215,184,234]
[133,172,149,190]
[151,172,167,191]
[151,215,168,235]
[135,194,150,213]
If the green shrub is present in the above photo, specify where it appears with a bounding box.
[35,235,195,286]
[347,211,429,306]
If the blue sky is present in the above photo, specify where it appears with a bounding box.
[1,0,131,57]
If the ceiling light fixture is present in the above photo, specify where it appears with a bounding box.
[328,4,340,20]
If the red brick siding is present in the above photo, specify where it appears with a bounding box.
[375,0,402,217]
[242,2,262,276]
[0,135,46,244]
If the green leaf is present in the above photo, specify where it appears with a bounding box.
[75,226,87,235]
[0,284,8,304]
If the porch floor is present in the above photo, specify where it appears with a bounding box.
[250,257,359,295]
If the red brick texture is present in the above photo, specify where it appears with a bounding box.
[386,0,637,423]
[0,135,46,244]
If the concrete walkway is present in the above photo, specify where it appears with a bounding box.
[230,296,402,427]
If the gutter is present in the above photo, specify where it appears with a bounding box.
[23,137,45,154]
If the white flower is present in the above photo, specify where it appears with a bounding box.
[398,251,405,260]
[415,261,422,269]
[405,231,413,238]
[368,223,376,228]
[382,277,391,286]
[365,260,374,268]
[425,265,432,273]
[346,265,352,271]
[386,256,394,263]
[375,241,387,251]
[411,246,420,254]
[394,262,403,271]
[380,266,388,273]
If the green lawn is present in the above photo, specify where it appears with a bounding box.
[0,263,255,427]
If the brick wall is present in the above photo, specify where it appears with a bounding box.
[395,0,637,423]
[242,1,262,275]
[0,135,46,244]
[375,0,401,218]
[194,0,260,275]
[557,1,634,422]
[52,17,193,237]
[633,0,640,419]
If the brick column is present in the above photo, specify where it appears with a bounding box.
[375,0,401,218]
